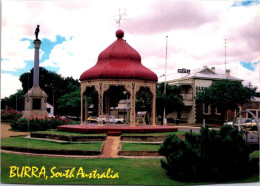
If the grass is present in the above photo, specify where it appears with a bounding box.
[121,131,187,136]
[1,152,259,185]
[251,150,259,159]
[121,143,161,151]
[1,152,185,185]
[1,136,102,151]
[33,130,106,136]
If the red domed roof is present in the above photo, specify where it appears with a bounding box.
[80,30,158,82]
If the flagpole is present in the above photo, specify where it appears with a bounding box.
[163,36,168,126]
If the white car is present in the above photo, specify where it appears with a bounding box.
[97,115,125,124]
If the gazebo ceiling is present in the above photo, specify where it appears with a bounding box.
[80,29,158,82]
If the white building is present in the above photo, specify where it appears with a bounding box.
[167,66,242,124]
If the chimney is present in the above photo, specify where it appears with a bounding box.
[211,67,215,73]
[226,69,230,77]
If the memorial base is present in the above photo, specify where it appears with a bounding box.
[23,85,48,119]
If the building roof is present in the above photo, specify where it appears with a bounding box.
[168,66,242,83]
[80,30,158,82]
[251,96,260,102]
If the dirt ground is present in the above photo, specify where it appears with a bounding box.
[1,122,29,138]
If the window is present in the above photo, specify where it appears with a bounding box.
[247,110,256,118]
[33,99,41,110]
[203,104,210,115]
[215,106,222,115]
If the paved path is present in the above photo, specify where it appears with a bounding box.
[1,123,29,138]
[100,136,121,158]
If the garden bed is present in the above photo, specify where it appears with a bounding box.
[1,146,101,156]
[30,132,106,141]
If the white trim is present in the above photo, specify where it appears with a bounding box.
[203,103,211,115]
[215,106,221,115]
[246,109,259,118]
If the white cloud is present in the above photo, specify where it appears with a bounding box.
[1,73,22,98]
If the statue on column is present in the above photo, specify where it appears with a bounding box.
[35,25,40,40]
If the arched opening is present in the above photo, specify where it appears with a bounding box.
[103,86,130,124]
[136,87,152,124]
[232,110,259,143]
[82,86,98,124]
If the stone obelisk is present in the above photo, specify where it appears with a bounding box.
[23,25,48,119]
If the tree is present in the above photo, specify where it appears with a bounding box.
[196,79,255,120]
[57,87,81,117]
[1,90,25,111]
[156,83,184,124]
[245,82,258,97]
[159,125,254,182]
[136,87,152,113]
[19,67,80,115]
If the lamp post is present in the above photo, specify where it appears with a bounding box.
[27,71,30,92]
[16,92,18,111]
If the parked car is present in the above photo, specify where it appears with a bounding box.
[87,116,98,123]
[245,118,260,128]
[224,121,233,125]
[97,115,125,124]
[60,115,80,121]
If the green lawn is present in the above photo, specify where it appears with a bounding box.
[121,131,187,136]
[1,152,258,185]
[121,142,161,151]
[1,137,102,151]
[33,130,106,136]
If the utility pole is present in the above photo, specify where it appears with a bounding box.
[163,36,168,126]
[225,36,227,73]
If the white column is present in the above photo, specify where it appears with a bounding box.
[85,95,88,125]
[98,83,104,126]
[130,83,136,127]
[33,40,41,87]
[80,92,83,126]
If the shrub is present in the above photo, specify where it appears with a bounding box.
[1,110,22,122]
[159,125,254,182]
[10,116,73,132]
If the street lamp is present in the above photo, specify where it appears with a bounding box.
[16,92,18,111]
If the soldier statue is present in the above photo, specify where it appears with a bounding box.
[35,25,40,40]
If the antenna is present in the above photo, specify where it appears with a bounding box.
[225,36,227,72]
[114,9,127,28]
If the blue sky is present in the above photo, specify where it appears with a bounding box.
[2,35,67,76]
[232,0,260,7]
[240,61,260,71]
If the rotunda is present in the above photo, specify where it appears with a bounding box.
[80,30,158,126]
